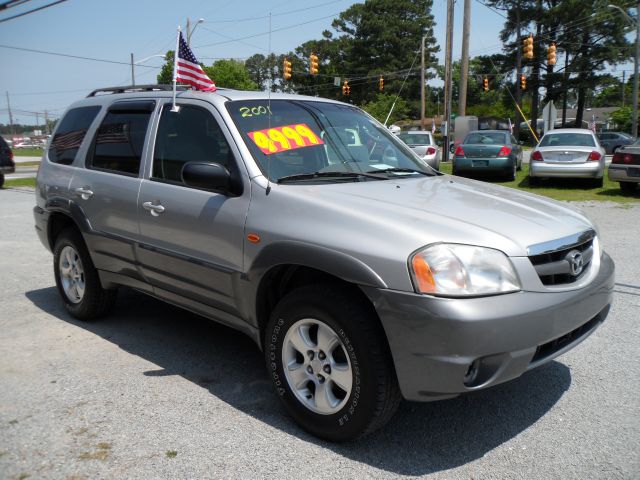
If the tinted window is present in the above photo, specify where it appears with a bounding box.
[152,105,232,185]
[539,133,596,147]
[49,106,101,165]
[598,134,612,140]
[88,109,152,175]
[464,132,508,145]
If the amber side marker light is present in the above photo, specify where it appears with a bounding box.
[247,233,261,244]
[411,254,437,293]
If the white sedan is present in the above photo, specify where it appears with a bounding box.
[529,128,606,187]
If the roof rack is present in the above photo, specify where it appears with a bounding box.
[87,84,189,97]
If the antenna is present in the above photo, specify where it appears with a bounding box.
[266,12,272,195]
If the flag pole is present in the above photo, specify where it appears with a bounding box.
[171,25,181,112]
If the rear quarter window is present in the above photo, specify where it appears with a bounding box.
[49,106,101,165]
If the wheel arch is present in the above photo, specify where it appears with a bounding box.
[244,242,388,349]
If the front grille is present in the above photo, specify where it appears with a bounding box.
[530,313,603,366]
[529,237,594,286]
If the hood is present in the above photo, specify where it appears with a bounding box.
[268,174,594,258]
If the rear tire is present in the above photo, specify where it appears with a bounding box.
[53,228,117,320]
[620,181,637,193]
[0,173,4,188]
[590,177,604,188]
[528,175,539,186]
[265,284,400,442]
[507,162,517,181]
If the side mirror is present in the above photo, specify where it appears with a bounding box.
[182,162,230,193]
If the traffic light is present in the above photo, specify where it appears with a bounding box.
[342,80,350,96]
[521,74,526,91]
[523,34,534,60]
[483,77,489,92]
[379,75,384,91]
[547,42,557,66]
[283,58,292,80]
[309,54,319,75]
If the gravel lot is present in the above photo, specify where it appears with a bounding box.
[0,187,638,480]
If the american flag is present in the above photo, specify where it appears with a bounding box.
[96,122,129,145]
[51,129,87,153]
[431,118,436,134]
[176,32,216,91]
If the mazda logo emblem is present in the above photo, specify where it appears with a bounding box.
[566,250,584,276]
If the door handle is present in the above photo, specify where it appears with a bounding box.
[74,187,94,200]
[142,201,165,216]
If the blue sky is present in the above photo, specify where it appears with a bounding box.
[0,0,628,126]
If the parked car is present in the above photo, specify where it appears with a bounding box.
[529,128,606,187]
[597,131,635,154]
[34,85,614,442]
[396,130,440,170]
[0,136,16,188]
[13,141,41,149]
[452,130,523,180]
[608,139,640,193]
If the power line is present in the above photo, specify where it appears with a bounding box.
[0,0,34,11]
[194,12,341,49]
[0,43,161,67]
[0,0,68,24]
[202,0,346,24]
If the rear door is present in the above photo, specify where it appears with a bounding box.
[136,100,250,318]
[68,100,155,280]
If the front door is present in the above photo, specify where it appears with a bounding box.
[136,100,250,319]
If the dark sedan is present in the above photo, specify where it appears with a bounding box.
[452,130,523,180]
[597,131,635,154]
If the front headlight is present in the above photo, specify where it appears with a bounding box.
[409,244,521,296]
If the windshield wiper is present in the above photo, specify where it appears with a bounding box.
[366,167,435,176]
[277,171,387,184]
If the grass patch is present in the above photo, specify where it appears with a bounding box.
[3,178,36,188]
[165,450,178,458]
[79,442,111,461]
[12,148,43,157]
[438,162,640,203]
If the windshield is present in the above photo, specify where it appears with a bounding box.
[226,99,435,183]
[463,132,508,145]
[397,132,433,146]
[539,132,595,147]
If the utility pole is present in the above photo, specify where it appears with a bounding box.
[421,35,426,129]
[515,1,522,139]
[562,51,569,126]
[622,70,626,107]
[443,0,455,162]
[35,111,39,133]
[130,53,135,86]
[5,91,14,136]
[44,110,50,135]
[633,0,639,137]
[458,0,471,117]
[186,17,191,45]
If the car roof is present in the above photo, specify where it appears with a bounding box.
[70,86,347,110]
[543,128,595,135]
[466,130,510,134]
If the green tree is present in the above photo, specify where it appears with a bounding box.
[204,59,258,90]
[157,51,174,85]
[361,93,409,124]
[610,106,633,133]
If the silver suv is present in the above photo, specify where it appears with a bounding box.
[34,85,614,442]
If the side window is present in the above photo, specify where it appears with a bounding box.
[152,104,232,185]
[49,106,101,165]
[87,108,152,176]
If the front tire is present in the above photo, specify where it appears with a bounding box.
[53,228,117,320]
[265,284,400,442]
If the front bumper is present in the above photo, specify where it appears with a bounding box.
[363,252,615,401]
